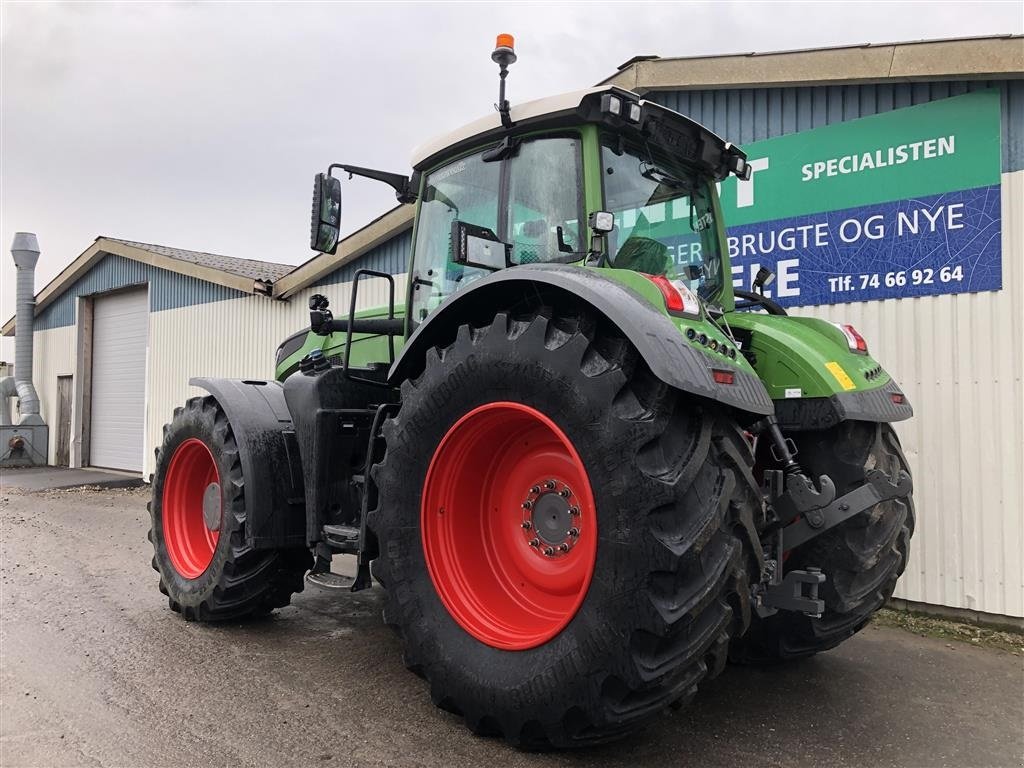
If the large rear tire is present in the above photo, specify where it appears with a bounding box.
[368,309,762,748]
[148,396,312,621]
[730,421,915,663]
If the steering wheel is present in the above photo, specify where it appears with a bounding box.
[734,289,788,316]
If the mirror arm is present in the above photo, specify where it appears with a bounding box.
[328,163,418,204]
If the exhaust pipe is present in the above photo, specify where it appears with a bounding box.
[8,233,42,425]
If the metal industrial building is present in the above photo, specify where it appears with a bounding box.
[3,35,1021,623]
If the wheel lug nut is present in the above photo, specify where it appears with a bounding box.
[521,521,532,530]
[545,480,556,490]
[543,546,555,556]
[522,500,533,510]
[569,506,580,516]
[559,488,571,498]
[568,527,579,537]
[529,538,540,548]
[530,485,540,494]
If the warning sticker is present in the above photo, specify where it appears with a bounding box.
[825,361,856,391]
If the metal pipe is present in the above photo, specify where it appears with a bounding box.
[11,232,42,423]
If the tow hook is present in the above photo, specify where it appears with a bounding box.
[754,565,826,618]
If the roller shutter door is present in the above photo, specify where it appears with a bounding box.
[90,289,148,471]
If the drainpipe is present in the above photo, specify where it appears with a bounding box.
[10,232,42,425]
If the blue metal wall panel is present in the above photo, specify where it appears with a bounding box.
[312,229,412,288]
[35,254,248,331]
[650,80,1023,172]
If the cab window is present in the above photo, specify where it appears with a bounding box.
[410,136,583,322]
[506,137,583,265]
[410,151,500,322]
[601,134,724,300]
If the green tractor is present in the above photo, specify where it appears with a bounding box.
[148,36,914,748]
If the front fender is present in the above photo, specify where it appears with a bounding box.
[725,314,913,430]
[389,265,773,418]
[189,377,306,548]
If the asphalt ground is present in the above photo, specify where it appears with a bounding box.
[1,486,1021,768]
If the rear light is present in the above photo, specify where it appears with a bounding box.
[833,322,868,354]
[712,369,735,385]
[644,274,701,318]
[890,392,905,405]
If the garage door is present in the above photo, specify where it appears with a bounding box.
[90,289,148,471]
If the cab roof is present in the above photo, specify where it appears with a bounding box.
[409,84,740,178]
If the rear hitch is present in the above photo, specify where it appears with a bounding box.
[754,567,826,618]
[756,415,911,549]
[779,467,912,550]
[751,415,912,618]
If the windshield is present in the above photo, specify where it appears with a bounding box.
[601,135,724,300]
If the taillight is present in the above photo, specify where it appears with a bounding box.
[644,274,701,318]
[712,369,735,385]
[833,323,868,354]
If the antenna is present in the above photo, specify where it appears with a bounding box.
[491,34,517,129]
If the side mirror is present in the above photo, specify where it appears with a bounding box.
[451,221,509,271]
[752,266,776,294]
[310,173,342,254]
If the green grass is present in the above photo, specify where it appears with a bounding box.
[872,608,1023,655]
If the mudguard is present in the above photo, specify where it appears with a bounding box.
[189,377,306,548]
[727,314,913,431]
[390,264,774,418]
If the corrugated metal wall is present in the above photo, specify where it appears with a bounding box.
[649,80,1024,172]
[314,230,412,285]
[801,171,1022,618]
[36,254,248,331]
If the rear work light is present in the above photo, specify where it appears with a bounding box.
[644,274,701,318]
[833,322,868,354]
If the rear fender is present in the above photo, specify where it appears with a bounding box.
[389,265,774,419]
[189,377,306,549]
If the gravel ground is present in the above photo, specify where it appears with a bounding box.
[1,485,1022,768]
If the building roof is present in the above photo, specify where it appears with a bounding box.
[2,237,294,336]
[106,239,294,282]
[599,34,1023,93]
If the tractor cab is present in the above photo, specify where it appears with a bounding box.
[309,36,751,330]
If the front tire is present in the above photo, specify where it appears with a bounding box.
[730,421,915,663]
[369,309,761,748]
[148,396,312,621]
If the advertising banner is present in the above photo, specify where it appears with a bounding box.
[713,89,1003,306]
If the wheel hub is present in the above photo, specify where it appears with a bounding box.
[522,480,580,556]
[202,482,222,531]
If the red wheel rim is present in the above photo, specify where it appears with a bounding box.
[421,402,597,650]
[163,438,221,579]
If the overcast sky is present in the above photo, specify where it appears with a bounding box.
[2,1,1022,358]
